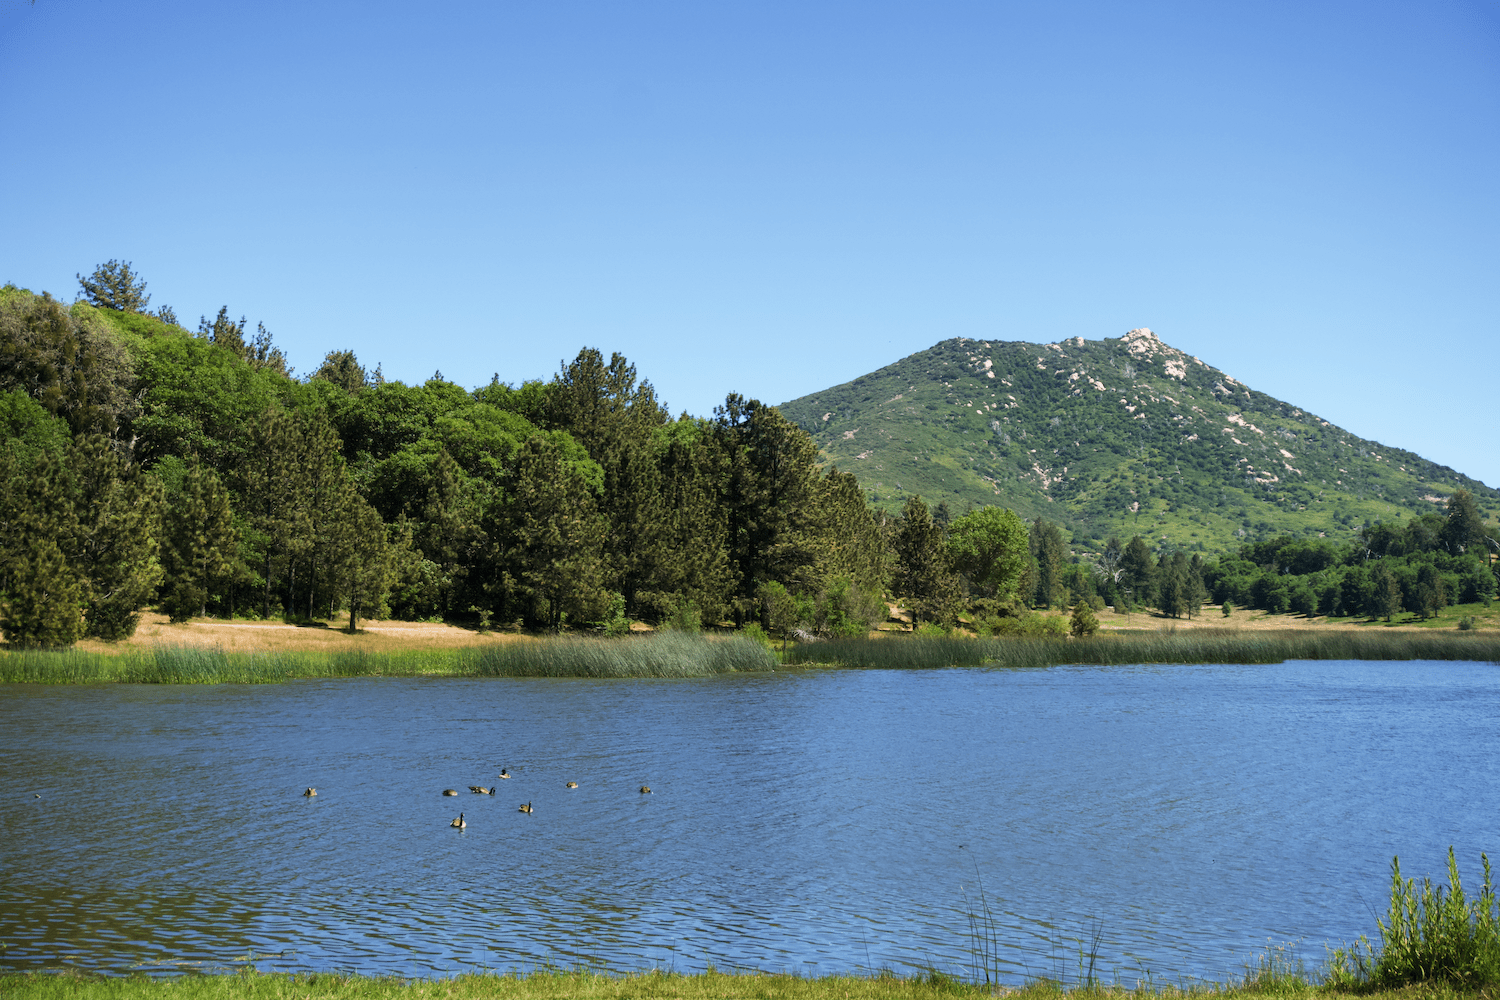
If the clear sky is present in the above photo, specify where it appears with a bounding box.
[3,1,1496,487]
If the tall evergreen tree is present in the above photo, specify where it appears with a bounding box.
[714,394,823,604]
[160,457,240,621]
[1443,489,1490,556]
[892,495,959,626]
[650,418,734,623]
[199,306,248,358]
[495,435,608,631]
[68,434,163,639]
[0,448,85,646]
[544,349,670,612]
[1118,535,1156,608]
[77,260,150,312]
[1029,518,1066,609]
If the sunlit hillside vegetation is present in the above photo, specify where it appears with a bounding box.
[778,331,1500,559]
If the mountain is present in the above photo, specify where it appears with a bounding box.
[778,329,1499,557]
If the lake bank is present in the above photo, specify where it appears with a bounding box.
[0,968,1485,1000]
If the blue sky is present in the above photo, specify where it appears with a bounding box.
[3,1,1496,487]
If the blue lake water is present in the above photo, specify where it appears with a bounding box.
[1,659,1496,983]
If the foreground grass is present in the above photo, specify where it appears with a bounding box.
[0,968,1494,1000]
[0,631,774,684]
[787,631,1500,670]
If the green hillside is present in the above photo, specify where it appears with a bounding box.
[778,329,1499,558]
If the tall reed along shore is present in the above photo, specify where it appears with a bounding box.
[1,628,1496,684]
[0,631,774,684]
[787,630,1500,670]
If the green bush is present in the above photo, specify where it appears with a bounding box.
[1222,600,1234,617]
[1069,603,1099,637]
[1458,616,1475,631]
[1328,848,1500,988]
[739,622,773,649]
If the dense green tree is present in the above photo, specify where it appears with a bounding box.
[1412,562,1446,619]
[0,448,84,646]
[312,349,368,393]
[1157,552,1185,618]
[1028,518,1066,608]
[544,350,671,612]
[77,260,150,313]
[67,435,163,639]
[1443,489,1490,557]
[159,457,240,621]
[199,306,248,358]
[715,394,823,603]
[1118,535,1156,608]
[948,505,1028,604]
[238,409,316,619]
[646,418,734,624]
[494,435,608,631]
[330,484,396,631]
[1367,562,1402,621]
[815,468,888,598]
[0,291,136,435]
[248,323,292,377]
[892,495,960,626]
[133,333,290,471]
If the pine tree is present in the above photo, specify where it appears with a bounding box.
[0,448,85,646]
[892,495,960,626]
[1029,518,1066,609]
[497,434,608,631]
[77,260,150,312]
[650,418,734,623]
[199,306,249,358]
[68,435,163,639]
[160,458,239,621]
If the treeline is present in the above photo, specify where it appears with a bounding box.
[1201,496,1497,620]
[0,265,898,645]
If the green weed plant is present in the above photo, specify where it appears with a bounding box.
[1327,848,1500,988]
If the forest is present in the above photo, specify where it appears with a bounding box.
[0,263,1495,648]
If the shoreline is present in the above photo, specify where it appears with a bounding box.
[0,966,1483,1000]
[1,626,1496,684]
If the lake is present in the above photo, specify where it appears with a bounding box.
[1,659,1496,983]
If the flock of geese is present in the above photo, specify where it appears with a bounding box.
[300,767,653,831]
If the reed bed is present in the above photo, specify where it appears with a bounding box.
[461,630,774,678]
[0,633,774,684]
[786,630,1500,670]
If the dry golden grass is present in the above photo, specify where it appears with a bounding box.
[75,612,536,657]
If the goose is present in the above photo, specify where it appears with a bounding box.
[639,786,652,794]
[497,769,511,779]
[469,786,493,795]
[442,789,459,796]
[518,801,532,813]
[451,813,466,829]
[565,781,578,789]
[303,788,317,797]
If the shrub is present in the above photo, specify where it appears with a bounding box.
[1327,848,1500,988]
[1069,602,1099,637]
[1222,600,1234,617]
[739,622,773,649]
[1458,616,1476,631]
